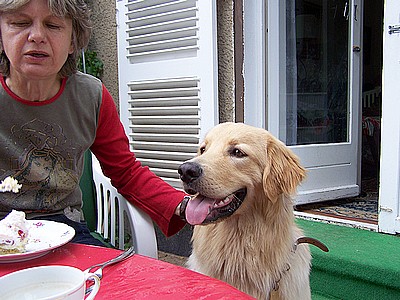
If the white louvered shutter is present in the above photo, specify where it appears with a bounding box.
[116,0,218,188]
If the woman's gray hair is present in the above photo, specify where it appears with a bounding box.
[0,0,92,77]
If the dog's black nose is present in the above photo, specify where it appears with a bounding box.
[178,161,202,183]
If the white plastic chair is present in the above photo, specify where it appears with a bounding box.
[91,155,158,259]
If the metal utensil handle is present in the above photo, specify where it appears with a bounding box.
[85,246,135,274]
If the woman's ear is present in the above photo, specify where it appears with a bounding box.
[262,137,306,201]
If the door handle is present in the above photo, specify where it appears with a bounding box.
[353,46,361,52]
[354,5,358,21]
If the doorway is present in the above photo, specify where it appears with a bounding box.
[244,0,384,224]
[263,0,362,206]
[295,0,384,225]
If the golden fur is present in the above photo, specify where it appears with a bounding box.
[182,122,311,300]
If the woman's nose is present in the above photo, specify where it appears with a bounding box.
[27,23,46,43]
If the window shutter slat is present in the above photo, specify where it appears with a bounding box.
[126,0,199,62]
[127,77,200,186]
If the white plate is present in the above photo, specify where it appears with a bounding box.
[0,220,75,263]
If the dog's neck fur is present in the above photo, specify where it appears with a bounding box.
[190,193,299,299]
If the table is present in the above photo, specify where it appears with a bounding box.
[0,243,254,299]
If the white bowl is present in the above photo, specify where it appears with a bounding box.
[0,265,100,300]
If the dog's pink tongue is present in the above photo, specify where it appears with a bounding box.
[185,195,216,225]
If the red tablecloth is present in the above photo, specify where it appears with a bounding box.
[0,243,254,299]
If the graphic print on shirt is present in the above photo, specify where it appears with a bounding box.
[1,118,79,212]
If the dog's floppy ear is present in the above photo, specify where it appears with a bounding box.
[262,137,306,202]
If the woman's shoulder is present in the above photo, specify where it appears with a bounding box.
[66,71,102,88]
[62,72,104,108]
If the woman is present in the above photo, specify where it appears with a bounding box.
[0,0,191,245]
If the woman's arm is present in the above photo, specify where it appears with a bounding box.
[90,85,186,236]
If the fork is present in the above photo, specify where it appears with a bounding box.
[85,246,135,278]
[85,246,135,294]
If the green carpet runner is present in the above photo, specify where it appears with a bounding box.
[296,218,400,299]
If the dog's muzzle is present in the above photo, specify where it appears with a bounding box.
[178,162,247,225]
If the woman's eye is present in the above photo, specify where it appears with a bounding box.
[11,21,30,27]
[47,23,61,29]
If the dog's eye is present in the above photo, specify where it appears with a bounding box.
[199,146,206,154]
[231,148,246,158]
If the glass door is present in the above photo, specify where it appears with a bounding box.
[285,0,349,146]
[267,0,362,204]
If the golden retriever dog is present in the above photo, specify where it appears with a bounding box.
[178,122,313,300]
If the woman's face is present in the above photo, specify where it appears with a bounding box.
[0,0,74,80]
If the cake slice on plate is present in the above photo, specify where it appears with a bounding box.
[0,210,30,254]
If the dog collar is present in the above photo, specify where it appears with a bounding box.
[179,195,191,222]
[270,236,329,298]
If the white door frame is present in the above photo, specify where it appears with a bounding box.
[378,0,400,234]
[243,0,267,129]
[244,0,362,205]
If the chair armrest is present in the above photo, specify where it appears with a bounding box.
[91,155,158,258]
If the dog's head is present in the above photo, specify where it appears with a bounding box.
[178,122,306,225]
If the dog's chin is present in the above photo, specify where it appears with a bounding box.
[185,188,247,225]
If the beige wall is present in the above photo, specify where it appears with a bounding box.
[86,0,119,109]
[217,0,235,123]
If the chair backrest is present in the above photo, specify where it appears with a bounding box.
[88,153,158,258]
[80,151,97,232]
